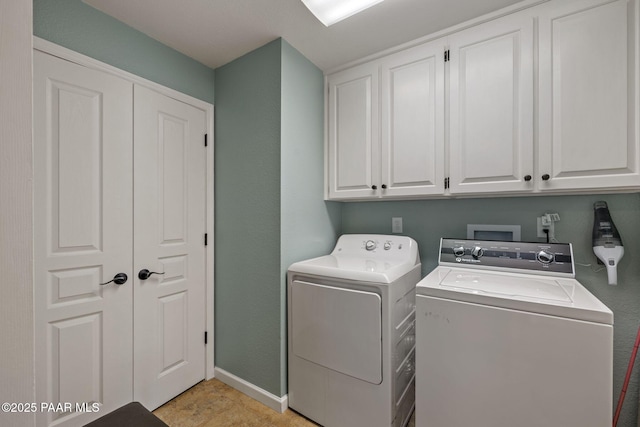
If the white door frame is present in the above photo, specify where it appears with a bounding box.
[33,36,216,381]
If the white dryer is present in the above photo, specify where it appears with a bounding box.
[415,238,613,427]
[287,234,421,427]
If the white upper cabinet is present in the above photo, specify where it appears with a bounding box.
[538,0,639,191]
[327,41,445,200]
[448,13,534,194]
[327,63,379,199]
[325,0,638,200]
[380,41,446,197]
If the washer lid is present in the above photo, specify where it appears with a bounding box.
[288,254,416,284]
[417,267,613,325]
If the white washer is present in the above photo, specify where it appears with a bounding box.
[416,238,613,427]
[287,234,421,427]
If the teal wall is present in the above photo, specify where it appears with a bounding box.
[215,39,283,396]
[33,0,215,103]
[342,193,640,426]
[280,41,342,392]
[215,39,340,396]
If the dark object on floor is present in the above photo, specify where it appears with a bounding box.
[84,402,168,427]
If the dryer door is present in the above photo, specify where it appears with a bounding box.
[291,280,382,384]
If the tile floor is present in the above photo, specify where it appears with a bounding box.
[153,378,416,427]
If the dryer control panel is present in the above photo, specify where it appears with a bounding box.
[439,238,574,276]
[331,234,419,261]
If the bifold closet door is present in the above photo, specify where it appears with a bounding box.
[34,51,208,425]
[34,50,134,427]
[133,85,207,410]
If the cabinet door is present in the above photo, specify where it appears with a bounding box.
[327,63,380,199]
[538,0,638,191]
[34,51,134,427]
[380,41,446,197]
[448,14,534,194]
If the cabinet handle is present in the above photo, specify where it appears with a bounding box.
[542,174,550,181]
[381,184,387,189]
[100,273,128,286]
[371,185,377,190]
[524,175,532,182]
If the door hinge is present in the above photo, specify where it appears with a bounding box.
[204,331,208,345]
[444,50,450,62]
[204,133,208,147]
[204,233,208,246]
[445,177,450,189]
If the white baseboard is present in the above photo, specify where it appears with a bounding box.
[213,367,288,413]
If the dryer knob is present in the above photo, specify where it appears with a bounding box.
[384,241,391,250]
[365,240,377,251]
[453,246,465,257]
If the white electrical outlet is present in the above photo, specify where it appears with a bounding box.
[392,217,403,233]
[537,216,554,239]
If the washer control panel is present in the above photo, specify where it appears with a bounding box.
[439,238,574,275]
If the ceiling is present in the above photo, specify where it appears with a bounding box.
[83,0,526,71]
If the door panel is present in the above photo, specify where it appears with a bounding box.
[328,63,380,199]
[53,314,102,407]
[291,281,382,384]
[34,50,133,427]
[538,0,638,190]
[416,295,612,426]
[133,85,207,410]
[449,14,534,194]
[54,81,103,252]
[380,41,445,196]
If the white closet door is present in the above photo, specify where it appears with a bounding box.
[133,85,207,410]
[34,51,134,427]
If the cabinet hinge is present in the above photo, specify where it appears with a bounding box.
[204,233,208,246]
[204,331,208,345]
[445,177,450,189]
[444,50,450,62]
[204,134,208,147]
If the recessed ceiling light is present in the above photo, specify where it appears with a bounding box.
[301,0,385,26]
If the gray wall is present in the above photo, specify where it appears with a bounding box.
[342,193,640,426]
[215,39,340,397]
[0,0,35,426]
[33,0,215,103]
